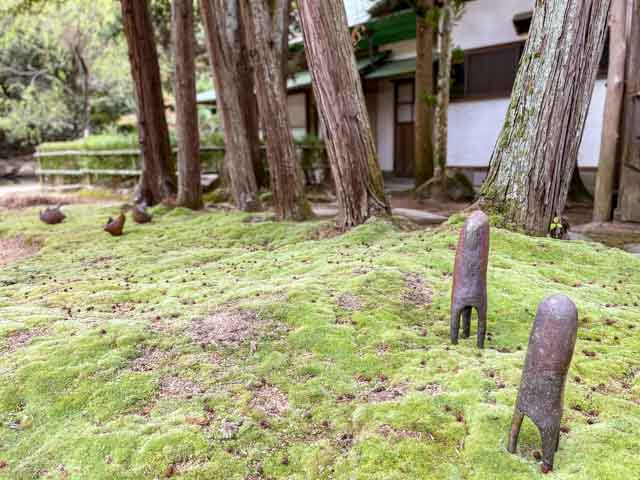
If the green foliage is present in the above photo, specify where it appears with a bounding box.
[0,1,133,146]
[38,135,140,153]
[0,206,639,478]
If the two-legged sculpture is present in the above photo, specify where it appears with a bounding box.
[508,294,578,473]
[450,210,490,348]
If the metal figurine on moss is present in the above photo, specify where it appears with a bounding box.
[508,294,578,473]
[450,210,490,348]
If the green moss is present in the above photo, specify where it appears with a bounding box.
[0,206,638,478]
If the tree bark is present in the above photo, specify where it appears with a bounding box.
[617,0,640,222]
[121,0,177,207]
[414,0,435,186]
[434,1,454,193]
[593,0,628,221]
[479,0,611,234]
[240,0,312,221]
[72,45,91,137]
[272,0,291,90]
[172,0,203,210]
[200,0,261,211]
[298,0,390,229]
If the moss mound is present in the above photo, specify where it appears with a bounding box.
[0,205,638,479]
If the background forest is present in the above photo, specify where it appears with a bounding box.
[0,0,216,151]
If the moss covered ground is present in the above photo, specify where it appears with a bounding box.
[0,204,638,479]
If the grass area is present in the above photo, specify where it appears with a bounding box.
[38,135,141,153]
[0,204,638,479]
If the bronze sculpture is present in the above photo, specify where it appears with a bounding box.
[104,213,126,237]
[450,210,490,348]
[508,294,578,473]
[39,206,66,225]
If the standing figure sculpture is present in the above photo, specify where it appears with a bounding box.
[104,214,126,237]
[508,294,578,473]
[450,210,490,348]
[39,206,66,225]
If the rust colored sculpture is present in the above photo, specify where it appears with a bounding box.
[104,214,126,236]
[132,205,152,224]
[508,294,578,473]
[450,210,490,348]
[39,206,66,225]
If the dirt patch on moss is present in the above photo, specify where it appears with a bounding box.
[0,237,41,267]
[159,376,204,399]
[365,384,409,403]
[403,273,433,306]
[337,293,363,311]
[189,309,261,346]
[250,385,289,417]
[131,348,174,372]
[2,329,48,354]
[377,424,432,440]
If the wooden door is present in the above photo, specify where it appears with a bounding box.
[394,80,415,177]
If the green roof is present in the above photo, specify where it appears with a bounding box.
[365,58,417,80]
[197,54,388,105]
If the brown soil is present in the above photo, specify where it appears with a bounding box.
[0,195,83,210]
[189,308,261,346]
[3,329,48,354]
[250,385,289,417]
[159,376,204,398]
[337,293,363,311]
[131,348,174,372]
[365,384,408,403]
[377,424,428,440]
[403,273,433,306]
[0,237,41,267]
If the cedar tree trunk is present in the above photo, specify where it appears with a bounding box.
[414,0,435,185]
[433,1,454,192]
[479,0,611,234]
[240,0,312,221]
[200,0,261,211]
[298,0,390,229]
[593,0,627,221]
[121,0,177,206]
[172,0,203,210]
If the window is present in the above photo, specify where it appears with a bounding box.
[287,93,307,130]
[395,81,414,124]
[513,12,533,35]
[464,43,524,98]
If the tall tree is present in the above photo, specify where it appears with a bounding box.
[479,0,611,234]
[172,0,203,210]
[240,0,312,221]
[593,0,629,221]
[414,0,436,186]
[200,0,261,211]
[298,0,390,229]
[616,0,640,221]
[432,0,454,195]
[121,0,177,206]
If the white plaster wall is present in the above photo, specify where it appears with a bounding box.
[578,79,606,168]
[454,0,533,50]
[385,40,419,60]
[376,80,395,172]
[447,98,509,168]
